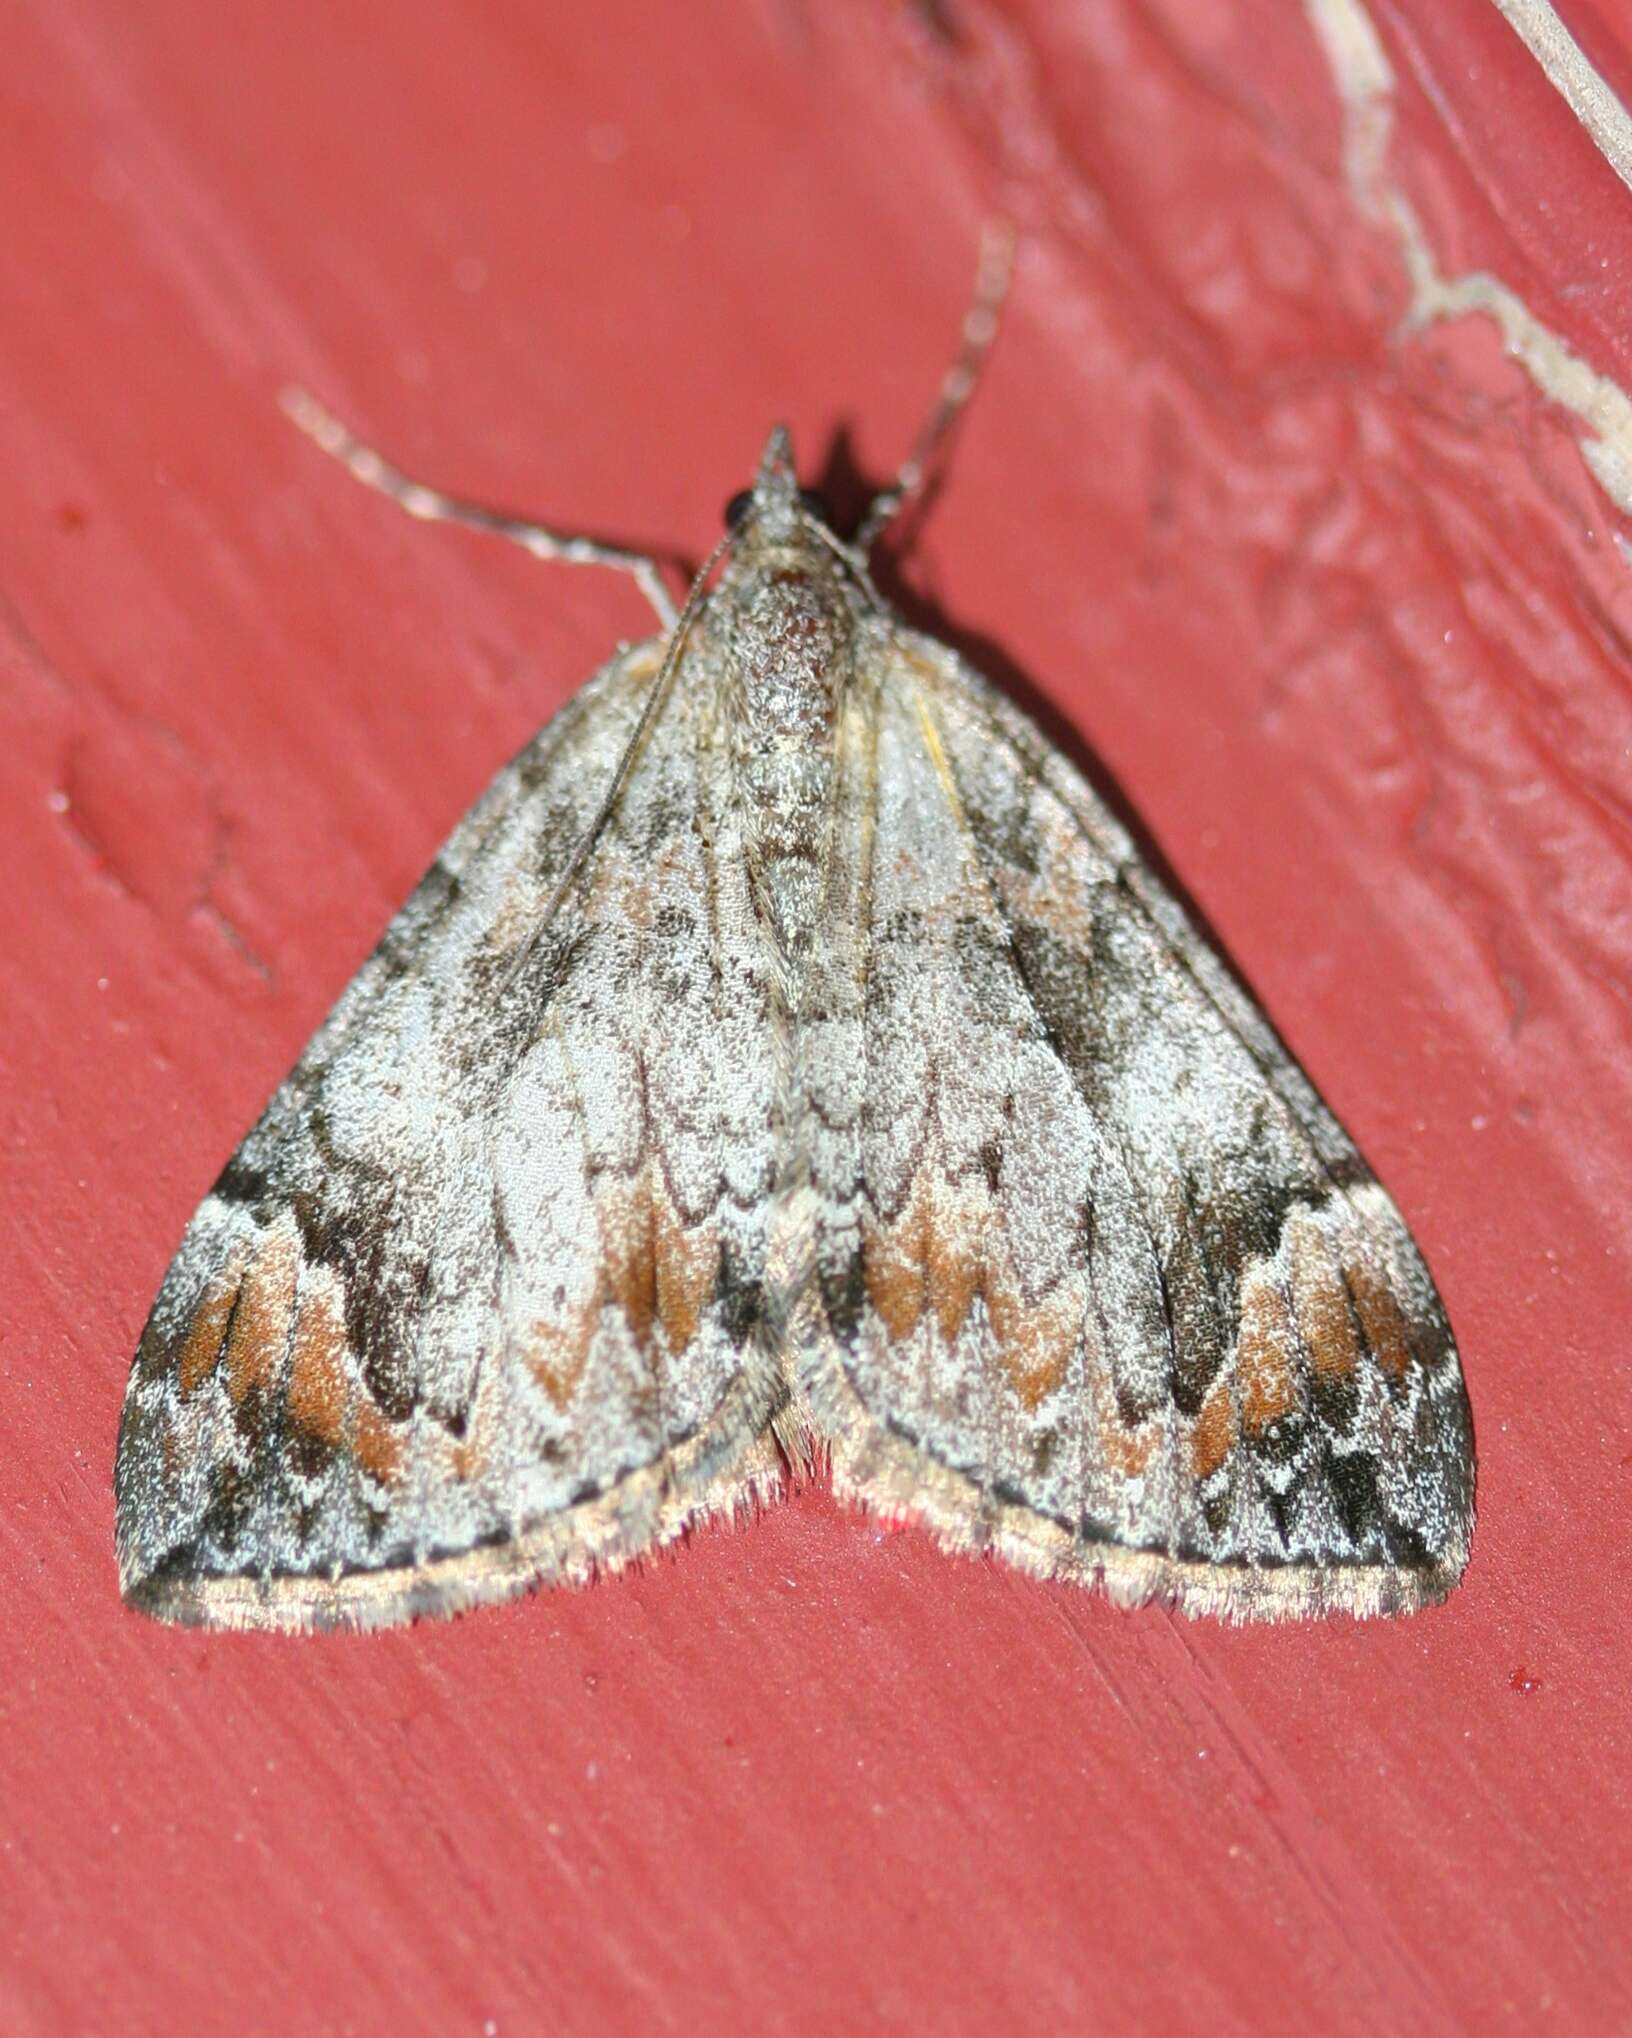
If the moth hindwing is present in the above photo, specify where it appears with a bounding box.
[116,383,1473,1632]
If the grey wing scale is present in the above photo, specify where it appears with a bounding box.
[116,640,785,1630]
[798,625,1473,1620]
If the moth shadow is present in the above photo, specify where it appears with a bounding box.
[810,426,1259,1009]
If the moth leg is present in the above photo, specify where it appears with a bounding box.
[854,221,1015,555]
[280,387,679,628]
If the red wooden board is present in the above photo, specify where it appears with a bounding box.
[4,3,1630,2032]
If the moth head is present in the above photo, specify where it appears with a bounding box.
[723,427,833,543]
[714,426,856,700]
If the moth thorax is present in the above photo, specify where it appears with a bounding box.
[726,561,852,957]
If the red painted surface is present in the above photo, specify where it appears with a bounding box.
[4,4,1630,2032]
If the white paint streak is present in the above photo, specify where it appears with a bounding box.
[1490,0,1632,193]
[1305,0,1632,518]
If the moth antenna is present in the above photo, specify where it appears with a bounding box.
[855,220,1016,556]
[280,387,680,629]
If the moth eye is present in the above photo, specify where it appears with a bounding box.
[722,486,831,530]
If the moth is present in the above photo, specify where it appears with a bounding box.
[115,238,1474,1631]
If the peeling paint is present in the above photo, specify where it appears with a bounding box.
[1305,0,1632,519]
